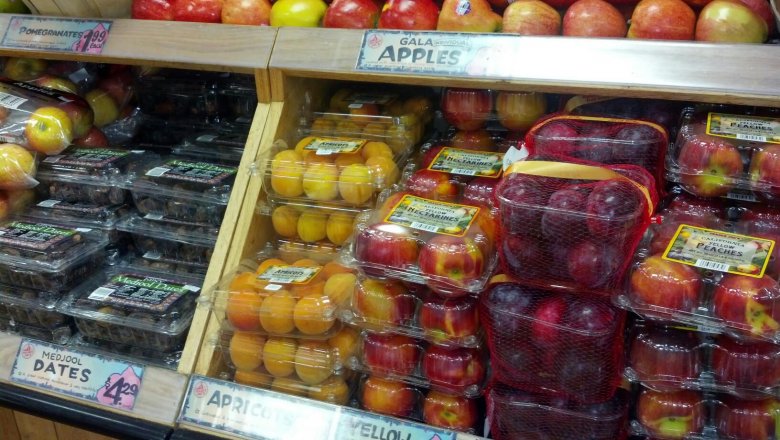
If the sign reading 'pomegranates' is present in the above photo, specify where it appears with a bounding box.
[1,16,111,54]
[10,339,144,410]
[357,30,517,77]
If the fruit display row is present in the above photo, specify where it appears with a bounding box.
[129,0,776,45]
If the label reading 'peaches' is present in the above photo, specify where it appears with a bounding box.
[302,137,367,156]
[428,147,504,177]
[256,265,321,285]
[385,195,479,236]
[662,225,775,278]
[706,113,780,144]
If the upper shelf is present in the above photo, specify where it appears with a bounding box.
[270,27,780,107]
[0,14,276,74]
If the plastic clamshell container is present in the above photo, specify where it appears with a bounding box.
[0,220,108,291]
[69,332,182,370]
[117,215,217,265]
[631,389,710,439]
[357,374,481,433]
[626,323,780,399]
[347,330,488,397]
[614,199,780,343]
[228,364,357,406]
[341,276,483,348]
[667,104,780,202]
[211,255,355,339]
[173,131,247,164]
[58,267,202,353]
[0,285,73,343]
[262,133,407,209]
[131,158,237,225]
[127,254,208,278]
[135,70,224,120]
[276,239,341,265]
[219,75,258,120]
[480,280,626,404]
[349,189,497,298]
[23,201,131,247]
[487,384,629,440]
[525,114,669,187]
[261,199,364,248]
[495,158,654,297]
[36,148,156,205]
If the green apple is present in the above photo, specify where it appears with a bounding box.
[695,0,768,43]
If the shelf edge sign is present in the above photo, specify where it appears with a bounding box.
[10,339,144,411]
[1,16,111,54]
[356,30,515,78]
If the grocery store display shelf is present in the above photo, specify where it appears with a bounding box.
[269,27,780,107]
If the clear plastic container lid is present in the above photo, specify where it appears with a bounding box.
[123,254,208,279]
[116,214,219,249]
[24,200,131,228]
[133,158,237,205]
[69,332,182,369]
[0,282,66,308]
[36,147,155,186]
[173,132,246,164]
[58,267,202,336]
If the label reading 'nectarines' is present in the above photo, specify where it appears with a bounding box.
[146,160,237,185]
[428,147,503,177]
[0,221,77,251]
[663,225,775,278]
[256,265,321,285]
[302,137,367,156]
[386,195,479,237]
[87,273,200,312]
[707,113,780,144]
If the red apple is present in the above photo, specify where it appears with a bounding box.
[58,100,94,139]
[74,127,109,148]
[377,0,439,30]
[736,0,775,33]
[363,333,421,376]
[441,88,493,131]
[751,145,780,197]
[531,296,566,348]
[716,397,780,440]
[354,278,416,328]
[713,274,780,337]
[462,177,498,208]
[323,0,379,28]
[97,72,135,109]
[172,0,224,22]
[696,0,768,43]
[630,255,703,312]
[361,376,417,417]
[450,130,496,152]
[132,0,174,19]
[419,292,479,344]
[501,0,562,35]
[629,326,701,387]
[422,346,485,394]
[222,0,271,24]
[628,0,696,40]
[406,169,460,202]
[423,391,478,431]
[495,91,547,132]
[712,336,780,389]
[32,75,79,94]
[637,390,705,438]
[418,234,484,296]
[563,0,627,37]
[25,106,74,155]
[355,222,420,277]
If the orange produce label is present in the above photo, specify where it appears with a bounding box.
[428,147,503,178]
[385,195,479,237]
[707,112,780,144]
[302,137,367,155]
[256,265,321,285]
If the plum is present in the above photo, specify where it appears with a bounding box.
[567,240,622,289]
[541,187,587,241]
[586,179,644,238]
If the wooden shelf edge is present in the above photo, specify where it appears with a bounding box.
[269,27,780,106]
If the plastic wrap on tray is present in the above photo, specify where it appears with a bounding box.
[0,284,73,343]
[117,215,217,265]
[0,220,107,291]
[667,104,780,202]
[348,189,497,298]
[614,197,780,342]
[357,374,481,433]
[342,276,482,348]
[479,278,626,404]
[626,322,780,398]
[346,330,487,397]
[36,147,156,205]
[261,199,363,248]
[131,158,237,225]
[487,384,629,440]
[495,157,655,297]
[211,254,356,339]
[58,267,202,353]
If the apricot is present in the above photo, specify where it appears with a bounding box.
[295,341,335,385]
[226,290,263,331]
[349,103,380,124]
[294,136,317,160]
[302,162,339,201]
[361,141,394,161]
[229,271,262,292]
[255,258,287,276]
[292,258,321,268]
[338,164,373,205]
[385,125,415,154]
[308,377,350,405]
[271,376,308,398]
[328,326,360,360]
[326,211,355,246]
[297,209,328,243]
[258,291,297,334]
[290,281,325,297]
[365,155,400,190]
[329,88,352,113]
[310,118,335,136]
[305,153,334,166]
[270,150,304,197]
[263,337,298,378]
[336,119,362,134]
[234,369,273,389]
[229,331,265,371]
[293,294,337,335]
[271,205,300,238]
[362,123,386,139]
[334,153,364,168]
[323,273,356,307]
[321,261,353,279]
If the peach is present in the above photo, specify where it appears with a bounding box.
[259,291,297,334]
[297,208,328,243]
[229,331,266,371]
[323,273,357,307]
[308,376,350,405]
[263,337,298,378]
[293,294,337,335]
[339,163,374,205]
[303,162,340,201]
[271,150,305,197]
[326,211,355,245]
[271,205,301,238]
[295,340,335,385]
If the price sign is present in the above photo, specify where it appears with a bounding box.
[1,16,112,54]
[335,408,456,440]
[10,339,143,411]
[179,375,335,439]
